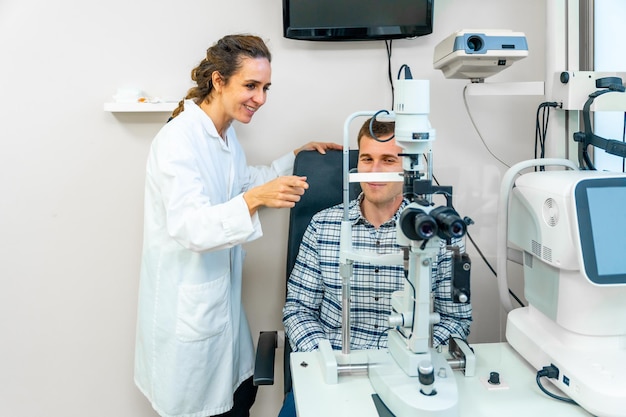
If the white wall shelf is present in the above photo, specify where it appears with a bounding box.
[103,102,177,113]
[464,81,545,96]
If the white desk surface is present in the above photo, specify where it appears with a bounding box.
[290,342,592,417]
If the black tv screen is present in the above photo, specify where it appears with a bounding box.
[283,0,434,41]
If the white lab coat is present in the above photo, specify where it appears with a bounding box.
[134,100,294,417]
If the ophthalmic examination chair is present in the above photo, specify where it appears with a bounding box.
[253,149,360,395]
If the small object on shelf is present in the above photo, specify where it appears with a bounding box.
[105,87,178,113]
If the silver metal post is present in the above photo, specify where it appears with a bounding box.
[341,269,351,355]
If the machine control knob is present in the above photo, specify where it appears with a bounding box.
[418,360,436,396]
[488,371,500,385]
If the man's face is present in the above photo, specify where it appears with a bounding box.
[357,135,403,206]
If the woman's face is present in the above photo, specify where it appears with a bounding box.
[218,56,271,124]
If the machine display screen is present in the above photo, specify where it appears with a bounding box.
[575,177,626,284]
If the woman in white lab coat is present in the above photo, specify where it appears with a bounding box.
[134,34,340,417]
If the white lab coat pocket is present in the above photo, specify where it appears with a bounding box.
[176,275,230,342]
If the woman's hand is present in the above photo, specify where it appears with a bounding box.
[243,175,309,214]
[294,141,342,156]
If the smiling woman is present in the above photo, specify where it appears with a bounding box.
[202,55,272,134]
[169,35,272,122]
[170,35,273,136]
[132,33,341,417]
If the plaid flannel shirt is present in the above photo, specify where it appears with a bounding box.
[283,195,472,352]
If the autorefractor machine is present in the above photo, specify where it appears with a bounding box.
[496,76,626,416]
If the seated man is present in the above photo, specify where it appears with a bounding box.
[278,118,472,416]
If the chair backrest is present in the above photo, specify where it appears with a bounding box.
[286,149,360,280]
[283,149,359,394]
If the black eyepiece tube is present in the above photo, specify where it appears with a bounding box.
[430,206,467,239]
[400,207,437,241]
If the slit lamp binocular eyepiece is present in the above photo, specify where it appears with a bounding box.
[400,206,467,241]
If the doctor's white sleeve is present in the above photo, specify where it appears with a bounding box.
[147,145,290,253]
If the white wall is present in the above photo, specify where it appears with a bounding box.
[0,1,544,416]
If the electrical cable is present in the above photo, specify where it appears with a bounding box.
[385,40,394,109]
[369,110,395,142]
[465,229,524,308]
[403,268,416,343]
[377,327,393,349]
[582,145,596,171]
[535,366,579,406]
[462,84,510,169]
[429,167,525,308]
[386,268,416,344]
[403,268,417,300]
[534,102,560,171]
[397,63,413,80]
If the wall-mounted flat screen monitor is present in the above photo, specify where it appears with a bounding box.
[283,0,434,41]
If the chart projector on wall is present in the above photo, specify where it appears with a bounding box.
[503,168,626,417]
[433,29,528,82]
